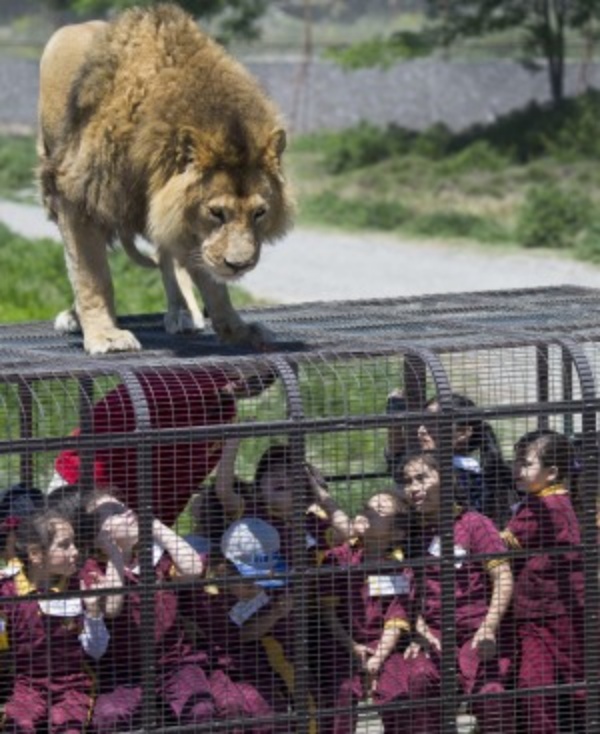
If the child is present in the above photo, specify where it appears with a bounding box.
[398,451,514,734]
[0,483,44,574]
[201,518,300,733]
[0,508,108,734]
[319,490,412,734]
[502,429,584,734]
[214,441,345,564]
[386,390,514,522]
[80,490,214,732]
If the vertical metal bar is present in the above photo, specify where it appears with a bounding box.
[536,345,549,430]
[119,369,156,732]
[561,347,574,437]
[18,380,33,488]
[78,376,95,494]
[403,354,427,452]
[557,339,600,734]
[268,355,309,734]
[402,347,455,734]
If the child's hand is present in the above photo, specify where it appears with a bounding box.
[365,654,382,676]
[80,573,104,619]
[471,624,497,661]
[352,642,370,665]
[273,595,294,619]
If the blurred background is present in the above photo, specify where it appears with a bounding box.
[1,0,600,317]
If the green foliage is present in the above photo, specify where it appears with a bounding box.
[408,210,511,243]
[0,135,37,199]
[429,0,600,105]
[0,223,257,322]
[301,191,409,230]
[516,185,594,249]
[325,28,438,69]
[63,0,267,42]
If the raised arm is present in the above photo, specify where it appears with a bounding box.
[214,437,245,519]
[152,520,204,579]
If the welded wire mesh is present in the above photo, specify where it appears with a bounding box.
[0,286,597,733]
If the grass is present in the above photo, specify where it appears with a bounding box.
[286,91,600,257]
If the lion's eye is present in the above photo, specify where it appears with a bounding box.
[253,206,267,223]
[208,206,226,224]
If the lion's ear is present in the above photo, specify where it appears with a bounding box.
[267,128,287,162]
[175,128,196,173]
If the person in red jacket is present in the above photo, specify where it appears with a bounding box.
[50,365,275,526]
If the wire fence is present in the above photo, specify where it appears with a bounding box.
[0,286,596,733]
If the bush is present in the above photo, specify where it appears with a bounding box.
[516,186,593,249]
[301,191,409,230]
[408,210,511,243]
[436,140,510,176]
[0,135,37,199]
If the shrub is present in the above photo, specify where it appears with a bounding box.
[436,140,510,176]
[409,210,511,243]
[0,135,37,199]
[301,191,409,230]
[516,186,593,249]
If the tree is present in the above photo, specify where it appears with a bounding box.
[32,0,268,42]
[431,0,600,106]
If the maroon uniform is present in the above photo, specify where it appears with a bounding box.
[396,510,513,734]
[200,586,297,733]
[321,541,411,734]
[54,368,237,526]
[82,548,213,732]
[0,570,95,734]
[503,485,584,734]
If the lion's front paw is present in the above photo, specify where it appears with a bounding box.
[164,308,205,335]
[54,309,81,334]
[216,319,274,351]
[84,328,142,355]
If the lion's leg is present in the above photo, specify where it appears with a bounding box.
[56,201,141,354]
[160,255,205,334]
[190,269,272,350]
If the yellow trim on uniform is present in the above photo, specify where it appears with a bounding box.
[321,595,339,606]
[261,635,318,734]
[485,558,510,571]
[307,504,328,522]
[389,548,404,562]
[538,483,568,497]
[383,618,410,632]
[500,529,521,549]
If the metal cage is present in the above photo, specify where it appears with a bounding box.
[0,285,597,734]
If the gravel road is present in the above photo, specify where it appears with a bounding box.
[2,198,600,303]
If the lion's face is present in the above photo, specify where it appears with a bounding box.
[148,158,293,283]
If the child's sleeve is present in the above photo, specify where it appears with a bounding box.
[501,504,538,550]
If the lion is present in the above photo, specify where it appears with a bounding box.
[37,3,294,354]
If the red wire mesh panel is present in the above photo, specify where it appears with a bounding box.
[0,286,596,734]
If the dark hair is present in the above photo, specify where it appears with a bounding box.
[427,392,514,519]
[14,509,70,569]
[0,484,45,551]
[515,429,574,483]
[402,450,441,476]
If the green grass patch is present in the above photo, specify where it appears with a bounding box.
[0,222,258,322]
[0,134,37,201]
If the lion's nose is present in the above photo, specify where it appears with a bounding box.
[224,258,251,274]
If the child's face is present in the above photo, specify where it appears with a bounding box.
[40,520,79,578]
[260,466,293,519]
[355,493,402,542]
[92,496,139,551]
[418,401,473,453]
[513,444,557,494]
[403,458,441,516]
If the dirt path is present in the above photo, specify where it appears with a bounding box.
[3,199,600,303]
